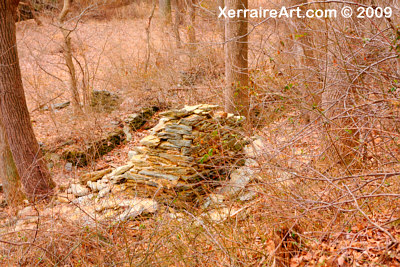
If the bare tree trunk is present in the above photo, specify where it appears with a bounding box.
[224,0,249,119]
[217,0,224,43]
[58,0,81,115]
[172,0,181,48]
[145,0,157,73]
[175,0,184,24]
[0,0,55,200]
[292,0,321,124]
[0,118,24,208]
[159,0,171,24]
[186,0,196,51]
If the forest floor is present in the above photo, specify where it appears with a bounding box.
[0,2,400,266]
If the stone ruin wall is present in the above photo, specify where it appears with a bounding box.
[71,104,249,207]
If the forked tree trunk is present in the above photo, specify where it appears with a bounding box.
[224,0,249,119]
[0,118,24,208]
[0,0,55,200]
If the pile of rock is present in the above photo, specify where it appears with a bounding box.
[90,90,120,112]
[65,104,255,223]
[60,107,159,166]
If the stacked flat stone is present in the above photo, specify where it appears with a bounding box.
[125,104,246,187]
[73,104,247,206]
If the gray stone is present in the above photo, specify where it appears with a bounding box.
[180,114,204,126]
[183,134,194,140]
[239,190,257,201]
[65,162,73,172]
[115,198,158,221]
[138,170,179,181]
[91,90,120,112]
[150,118,170,134]
[53,101,70,110]
[244,136,268,158]
[140,135,161,148]
[70,184,90,197]
[202,207,231,223]
[181,147,192,156]
[182,104,202,112]
[17,206,37,218]
[165,123,192,135]
[108,164,134,177]
[151,166,193,175]
[202,193,225,208]
[221,167,255,196]
[81,168,112,184]
[128,150,137,159]
[98,187,111,198]
[125,172,154,181]
[123,125,132,141]
[125,107,158,130]
[87,180,109,192]
[95,198,119,212]
[158,153,194,164]
[157,131,182,140]
[133,146,150,154]
[129,154,149,167]
[159,141,181,150]
[110,175,126,184]
[197,104,219,111]
[169,139,192,148]
[160,109,189,119]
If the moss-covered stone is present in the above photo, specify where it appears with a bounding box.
[62,129,126,166]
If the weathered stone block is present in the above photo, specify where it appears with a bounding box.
[160,109,189,119]
[180,114,204,126]
[138,170,179,181]
[140,135,161,148]
[169,139,192,148]
[157,131,182,140]
[159,141,181,150]
[165,123,192,135]
[158,153,194,165]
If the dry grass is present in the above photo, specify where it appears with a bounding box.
[2,0,400,266]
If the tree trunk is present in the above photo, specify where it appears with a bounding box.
[0,118,24,208]
[172,0,181,48]
[159,0,171,24]
[186,0,196,52]
[0,0,55,200]
[224,0,249,119]
[59,0,81,115]
[217,0,224,43]
[292,0,321,124]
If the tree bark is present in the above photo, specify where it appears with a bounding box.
[224,0,249,119]
[217,0,225,43]
[0,0,55,200]
[186,0,196,52]
[59,0,81,115]
[292,0,321,123]
[159,0,171,24]
[172,0,181,48]
[0,118,24,208]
